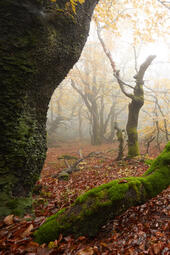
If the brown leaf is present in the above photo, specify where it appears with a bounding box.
[77,247,94,255]
[152,242,162,254]
[118,179,128,184]
[77,236,86,241]
[64,235,73,242]
[20,224,34,238]
[128,247,135,255]
[4,214,14,225]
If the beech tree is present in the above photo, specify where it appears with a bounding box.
[96,26,156,157]
[0,0,98,216]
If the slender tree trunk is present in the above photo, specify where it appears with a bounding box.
[0,0,98,216]
[115,124,124,160]
[78,105,83,140]
[34,142,170,244]
[91,110,101,145]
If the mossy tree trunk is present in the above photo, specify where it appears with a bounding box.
[34,142,170,244]
[125,56,156,157]
[126,85,144,157]
[0,0,98,216]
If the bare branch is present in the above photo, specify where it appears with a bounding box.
[134,55,156,84]
[96,24,134,99]
[133,46,138,73]
[157,0,170,9]
[70,79,92,112]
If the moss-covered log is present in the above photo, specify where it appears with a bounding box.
[34,142,170,244]
[0,0,98,216]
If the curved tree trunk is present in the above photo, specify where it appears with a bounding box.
[34,142,170,244]
[0,0,98,216]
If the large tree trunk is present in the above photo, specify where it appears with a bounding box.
[34,142,170,244]
[0,0,98,216]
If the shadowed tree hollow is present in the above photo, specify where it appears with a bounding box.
[0,0,98,216]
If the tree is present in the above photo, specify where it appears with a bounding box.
[34,141,170,244]
[94,0,169,44]
[96,26,156,157]
[0,0,98,216]
[69,44,127,145]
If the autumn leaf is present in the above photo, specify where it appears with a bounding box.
[4,214,14,225]
[77,246,94,255]
[118,179,128,184]
[20,224,34,238]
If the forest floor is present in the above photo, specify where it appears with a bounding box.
[0,141,169,255]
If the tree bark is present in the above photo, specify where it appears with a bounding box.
[0,0,98,216]
[34,142,170,244]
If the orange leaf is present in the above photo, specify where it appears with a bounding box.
[118,179,128,184]
[4,214,14,225]
[20,224,34,238]
[77,247,94,255]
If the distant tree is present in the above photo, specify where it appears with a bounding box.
[70,73,120,145]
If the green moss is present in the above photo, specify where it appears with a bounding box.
[0,195,33,218]
[128,142,139,157]
[145,158,154,166]
[127,127,138,134]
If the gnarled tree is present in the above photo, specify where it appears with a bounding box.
[96,26,156,157]
[0,0,98,216]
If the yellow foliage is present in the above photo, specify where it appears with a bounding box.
[49,0,85,13]
[69,0,85,13]
[94,0,169,44]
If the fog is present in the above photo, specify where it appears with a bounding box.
[47,3,170,151]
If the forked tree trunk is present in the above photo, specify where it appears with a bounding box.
[0,0,98,216]
[96,26,156,158]
[34,142,170,244]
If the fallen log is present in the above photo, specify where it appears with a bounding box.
[57,152,103,180]
[34,142,170,244]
